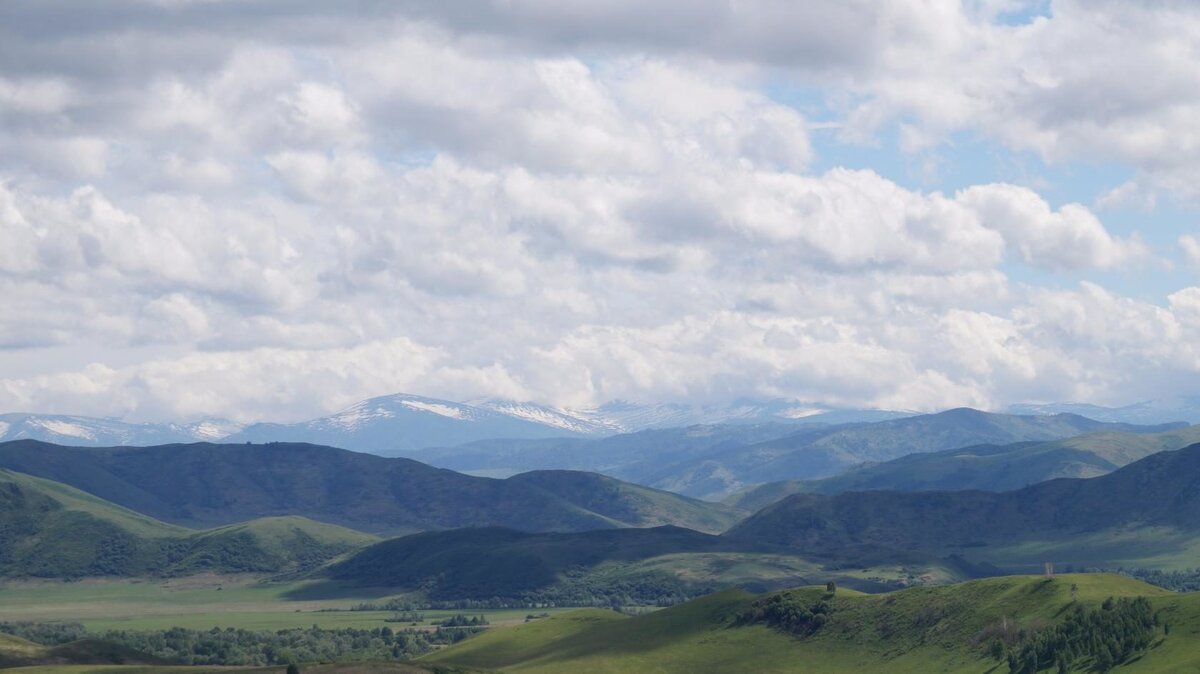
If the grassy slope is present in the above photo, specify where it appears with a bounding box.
[322,526,728,599]
[0,635,167,669]
[0,469,377,578]
[426,574,1198,673]
[731,425,1200,510]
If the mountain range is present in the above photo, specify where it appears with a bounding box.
[1008,396,1200,425]
[727,424,1200,511]
[8,391,1200,457]
[0,393,908,453]
[0,413,241,447]
[413,408,1186,499]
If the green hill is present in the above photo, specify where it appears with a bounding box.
[730,424,1200,510]
[0,468,376,578]
[725,442,1200,571]
[0,440,740,535]
[0,632,167,668]
[321,526,731,602]
[425,573,1198,673]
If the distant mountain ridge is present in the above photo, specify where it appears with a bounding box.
[727,424,1200,510]
[0,413,241,447]
[0,393,908,453]
[413,408,1185,499]
[1008,397,1200,425]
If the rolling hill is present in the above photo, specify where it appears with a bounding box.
[322,526,730,601]
[729,424,1200,511]
[0,440,740,535]
[0,632,168,669]
[414,408,1185,499]
[0,468,375,578]
[425,573,1197,673]
[725,441,1200,571]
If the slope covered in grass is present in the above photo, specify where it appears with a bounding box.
[426,574,1195,673]
[0,633,167,669]
[0,469,376,578]
[322,526,729,601]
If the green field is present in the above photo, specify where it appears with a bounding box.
[0,576,576,632]
[425,573,1200,673]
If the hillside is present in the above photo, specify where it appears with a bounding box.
[322,526,731,601]
[509,470,746,532]
[425,574,1195,673]
[412,409,1182,500]
[725,442,1200,570]
[0,440,739,535]
[0,632,168,668]
[730,424,1200,510]
[0,469,374,578]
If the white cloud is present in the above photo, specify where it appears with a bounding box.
[0,2,1195,422]
[958,183,1148,270]
[1180,235,1200,271]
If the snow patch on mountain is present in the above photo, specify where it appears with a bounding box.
[33,419,98,440]
[400,400,466,419]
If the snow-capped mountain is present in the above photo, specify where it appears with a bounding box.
[0,393,910,454]
[476,397,912,436]
[223,393,590,453]
[1007,398,1200,425]
[468,399,621,435]
[0,413,243,447]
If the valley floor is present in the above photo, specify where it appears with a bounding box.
[0,576,576,633]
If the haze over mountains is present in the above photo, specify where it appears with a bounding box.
[728,424,1200,511]
[0,392,908,452]
[6,390,1200,460]
[416,408,1186,499]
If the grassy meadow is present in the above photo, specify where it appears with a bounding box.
[0,576,575,632]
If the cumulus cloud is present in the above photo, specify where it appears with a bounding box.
[0,1,1196,421]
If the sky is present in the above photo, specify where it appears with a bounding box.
[2,0,1200,423]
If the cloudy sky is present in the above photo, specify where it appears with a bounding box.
[1,0,1199,423]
